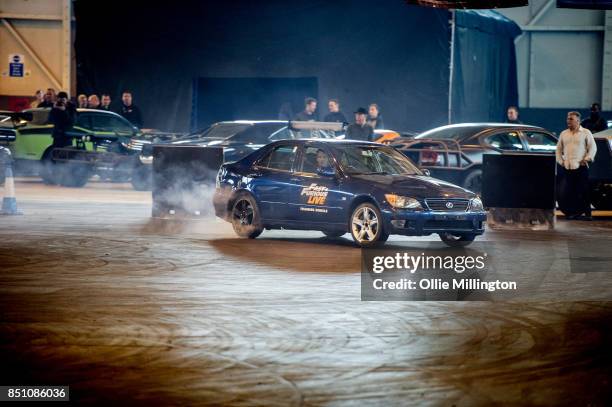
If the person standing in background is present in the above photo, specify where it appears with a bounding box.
[367,103,385,129]
[77,94,88,108]
[100,94,112,111]
[556,111,597,220]
[88,94,101,109]
[31,90,44,108]
[346,107,374,141]
[117,90,143,128]
[506,106,522,124]
[38,88,56,108]
[581,103,608,133]
[323,99,347,123]
[293,97,318,121]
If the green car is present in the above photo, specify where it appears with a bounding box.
[0,108,141,187]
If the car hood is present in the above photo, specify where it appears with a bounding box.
[351,174,475,199]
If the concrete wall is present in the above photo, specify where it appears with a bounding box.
[499,0,608,110]
[0,0,73,101]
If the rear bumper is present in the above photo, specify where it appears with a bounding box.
[382,209,486,236]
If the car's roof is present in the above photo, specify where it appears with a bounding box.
[216,120,288,125]
[23,107,125,117]
[273,138,380,146]
[417,122,548,140]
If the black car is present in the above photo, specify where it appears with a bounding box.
[589,129,612,210]
[213,139,486,247]
[392,123,558,193]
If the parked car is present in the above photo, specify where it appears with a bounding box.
[213,139,486,247]
[131,120,344,190]
[0,108,142,186]
[590,128,612,209]
[391,123,558,193]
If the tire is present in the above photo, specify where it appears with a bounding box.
[322,230,346,238]
[439,232,476,247]
[349,202,389,247]
[58,162,91,188]
[463,169,482,194]
[590,184,612,210]
[230,194,263,239]
[131,164,152,191]
[40,150,58,185]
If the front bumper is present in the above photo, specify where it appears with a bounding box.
[382,208,486,236]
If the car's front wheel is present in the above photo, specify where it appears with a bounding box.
[439,232,476,247]
[349,203,388,247]
[231,194,263,239]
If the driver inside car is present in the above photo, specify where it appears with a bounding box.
[316,149,332,172]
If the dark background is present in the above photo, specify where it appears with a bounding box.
[73,0,451,133]
[74,0,519,133]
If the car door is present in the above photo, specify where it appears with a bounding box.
[290,144,346,226]
[250,143,300,221]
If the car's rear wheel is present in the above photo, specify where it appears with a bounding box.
[350,203,388,247]
[57,162,91,188]
[40,150,58,185]
[131,164,152,191]
[463,169,482,194]
[231,194,263,239]
[439,232,476,247]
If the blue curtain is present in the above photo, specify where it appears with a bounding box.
[452,10,522,123]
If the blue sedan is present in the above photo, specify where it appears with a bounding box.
[213,139,486,247]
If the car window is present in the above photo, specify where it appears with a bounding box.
[300,146,332,174]
[268,127,292,141]
[258,145,298,171]
[485,131,524,151]
[524,131,557,152]
[228,124,286,144]
[336,145,421,175]
[90,114,134,133]
[74,114,92,130]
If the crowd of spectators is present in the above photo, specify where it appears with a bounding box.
[287,97,387,141]
[30,88,144,129]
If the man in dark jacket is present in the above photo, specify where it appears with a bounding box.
[346,108,374,141]
[38,88,56,108]
[367,104,385,129]
[323,99,347,123]
[48,91,76,148]
[506,106,522,124]
[293,97,318,121]
[117,90,143,128]
[581,103,608,133]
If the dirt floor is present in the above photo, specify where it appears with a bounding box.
[1,180,611,405]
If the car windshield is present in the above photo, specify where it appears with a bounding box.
[228,123,287,143]
[175,123,251,142]
[334,145,421,175]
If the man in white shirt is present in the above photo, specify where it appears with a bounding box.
[555,111,597,220]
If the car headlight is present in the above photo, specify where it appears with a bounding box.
[385,194,422,209]
[470,197,484,211]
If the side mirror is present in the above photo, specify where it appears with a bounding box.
[317,167,336,177]
[422,168,431,177]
